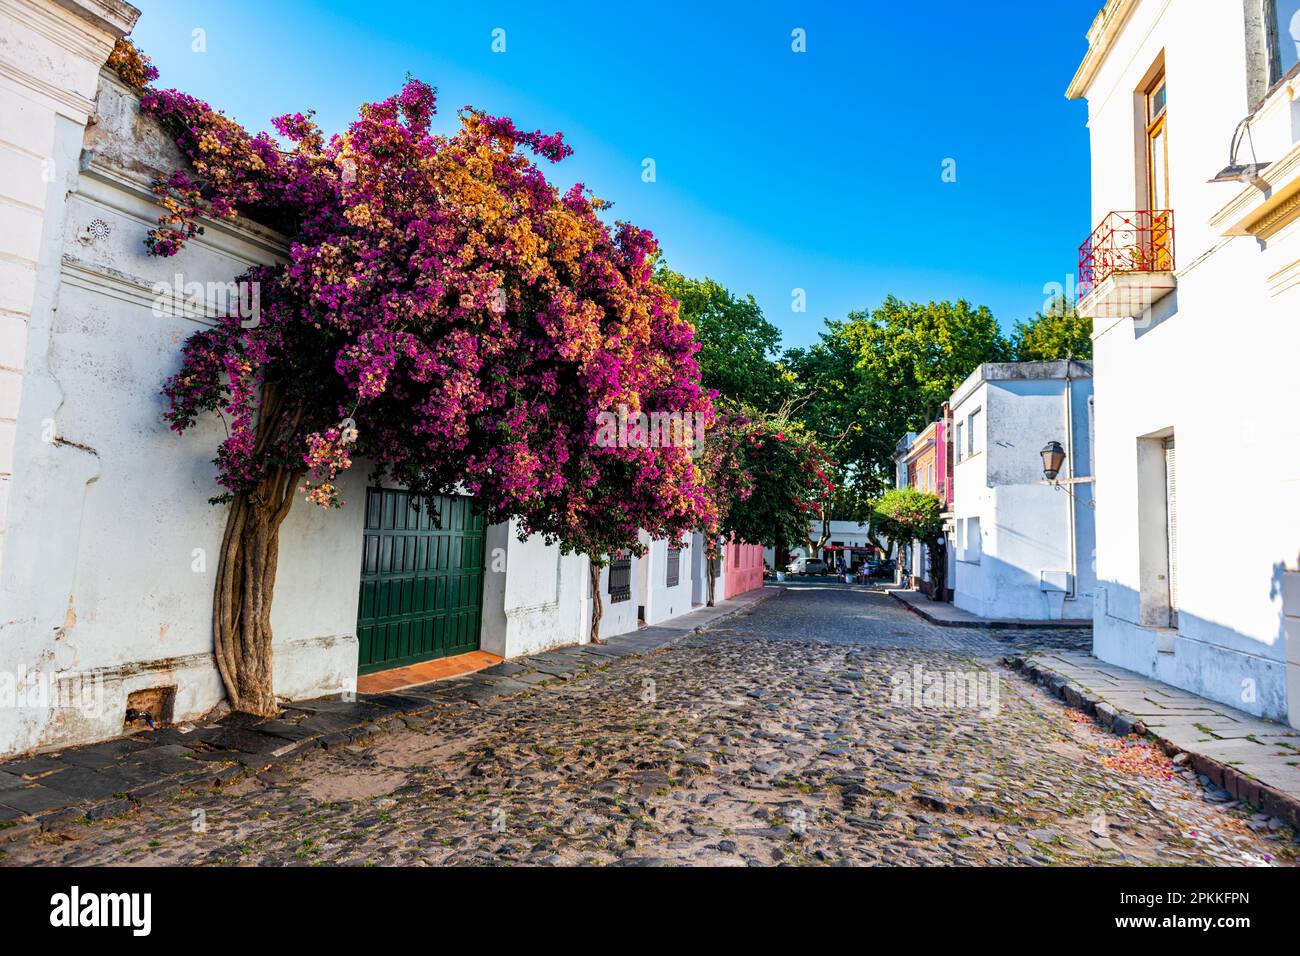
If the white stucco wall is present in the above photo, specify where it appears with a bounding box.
[1074,0,1300,724]
[480,521,589,658]
[950,364,1096,622]
[1287,572,1300,730]
[592,554,640,640]
[0,0,138,583]
[690,531,707,604]
[639,534,693,625]
[0,68,362,756]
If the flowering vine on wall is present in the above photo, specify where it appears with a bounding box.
[112,37,722,710]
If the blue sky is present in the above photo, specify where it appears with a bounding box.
[131,1,1100,349]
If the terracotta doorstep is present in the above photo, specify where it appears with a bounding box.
[356,649,504,694]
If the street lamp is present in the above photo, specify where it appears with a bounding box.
[1041,441,1066,482]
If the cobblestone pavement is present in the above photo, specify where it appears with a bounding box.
[3,587,1296,866]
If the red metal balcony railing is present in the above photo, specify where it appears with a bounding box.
[1079,210,1175,290]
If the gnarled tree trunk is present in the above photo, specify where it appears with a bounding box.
[211,383,306,716]
[212,465,304,716]
[706,553,717,607]
[588,556,605,645]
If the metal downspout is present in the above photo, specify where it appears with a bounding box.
[1064,362,1078,600]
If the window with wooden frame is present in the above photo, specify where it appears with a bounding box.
[665,545,681,587]
[1136,60,1175,272]
[1145,67,1169,214]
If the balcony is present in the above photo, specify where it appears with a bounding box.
[1077,210,1176,319]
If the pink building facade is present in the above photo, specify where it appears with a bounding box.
[724,538,765,599]
[937,412,954,511]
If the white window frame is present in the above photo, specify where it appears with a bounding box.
[961,516,982,564]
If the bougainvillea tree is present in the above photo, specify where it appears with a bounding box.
[700,402,835,603]
[126,42,713,713]
[480,224,717,642]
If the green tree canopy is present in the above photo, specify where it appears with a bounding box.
[657,267,791,411]
[787,297,1009,501]
[1011,295,1092,361]
[872,487,945,546]
[698,400,835,597]
[708,404,835,553]
[873,487,948,598]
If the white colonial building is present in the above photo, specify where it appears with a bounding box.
[0,0,753,758]
[949,361,1097,622]
[771,519,880,572]
[1069,0,1300,727]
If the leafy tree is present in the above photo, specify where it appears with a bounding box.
[785,332,892,505]
[788,297,1008,503]
[1011,295,1092,361]
[844,296,1008,428]
[872,488,946,599]
[657,268,790,412]
[147,74,713,710]
[700,403,835,601]
[725,412,835,575]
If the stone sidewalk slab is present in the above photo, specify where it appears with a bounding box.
[1012,650,1300,827]
[0,586,781,838]
[890,588,1092,630]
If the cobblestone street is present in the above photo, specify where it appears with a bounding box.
[3,586,1295,867]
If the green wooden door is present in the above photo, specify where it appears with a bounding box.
[356,488,485,674]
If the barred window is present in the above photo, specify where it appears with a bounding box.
[608,554,632,603]
[666,546,681,587]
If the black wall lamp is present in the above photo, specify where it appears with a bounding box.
[1041,441,1066,481]
[1041,440,1096,488]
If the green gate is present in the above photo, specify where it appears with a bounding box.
[356,488,485,674]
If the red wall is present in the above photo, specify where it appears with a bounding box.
[724,538,765,598]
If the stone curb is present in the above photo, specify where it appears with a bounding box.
[607,585,783,659]
[890,591,1092,631]
[1007,655,1300,830]
[0,588,780,840]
